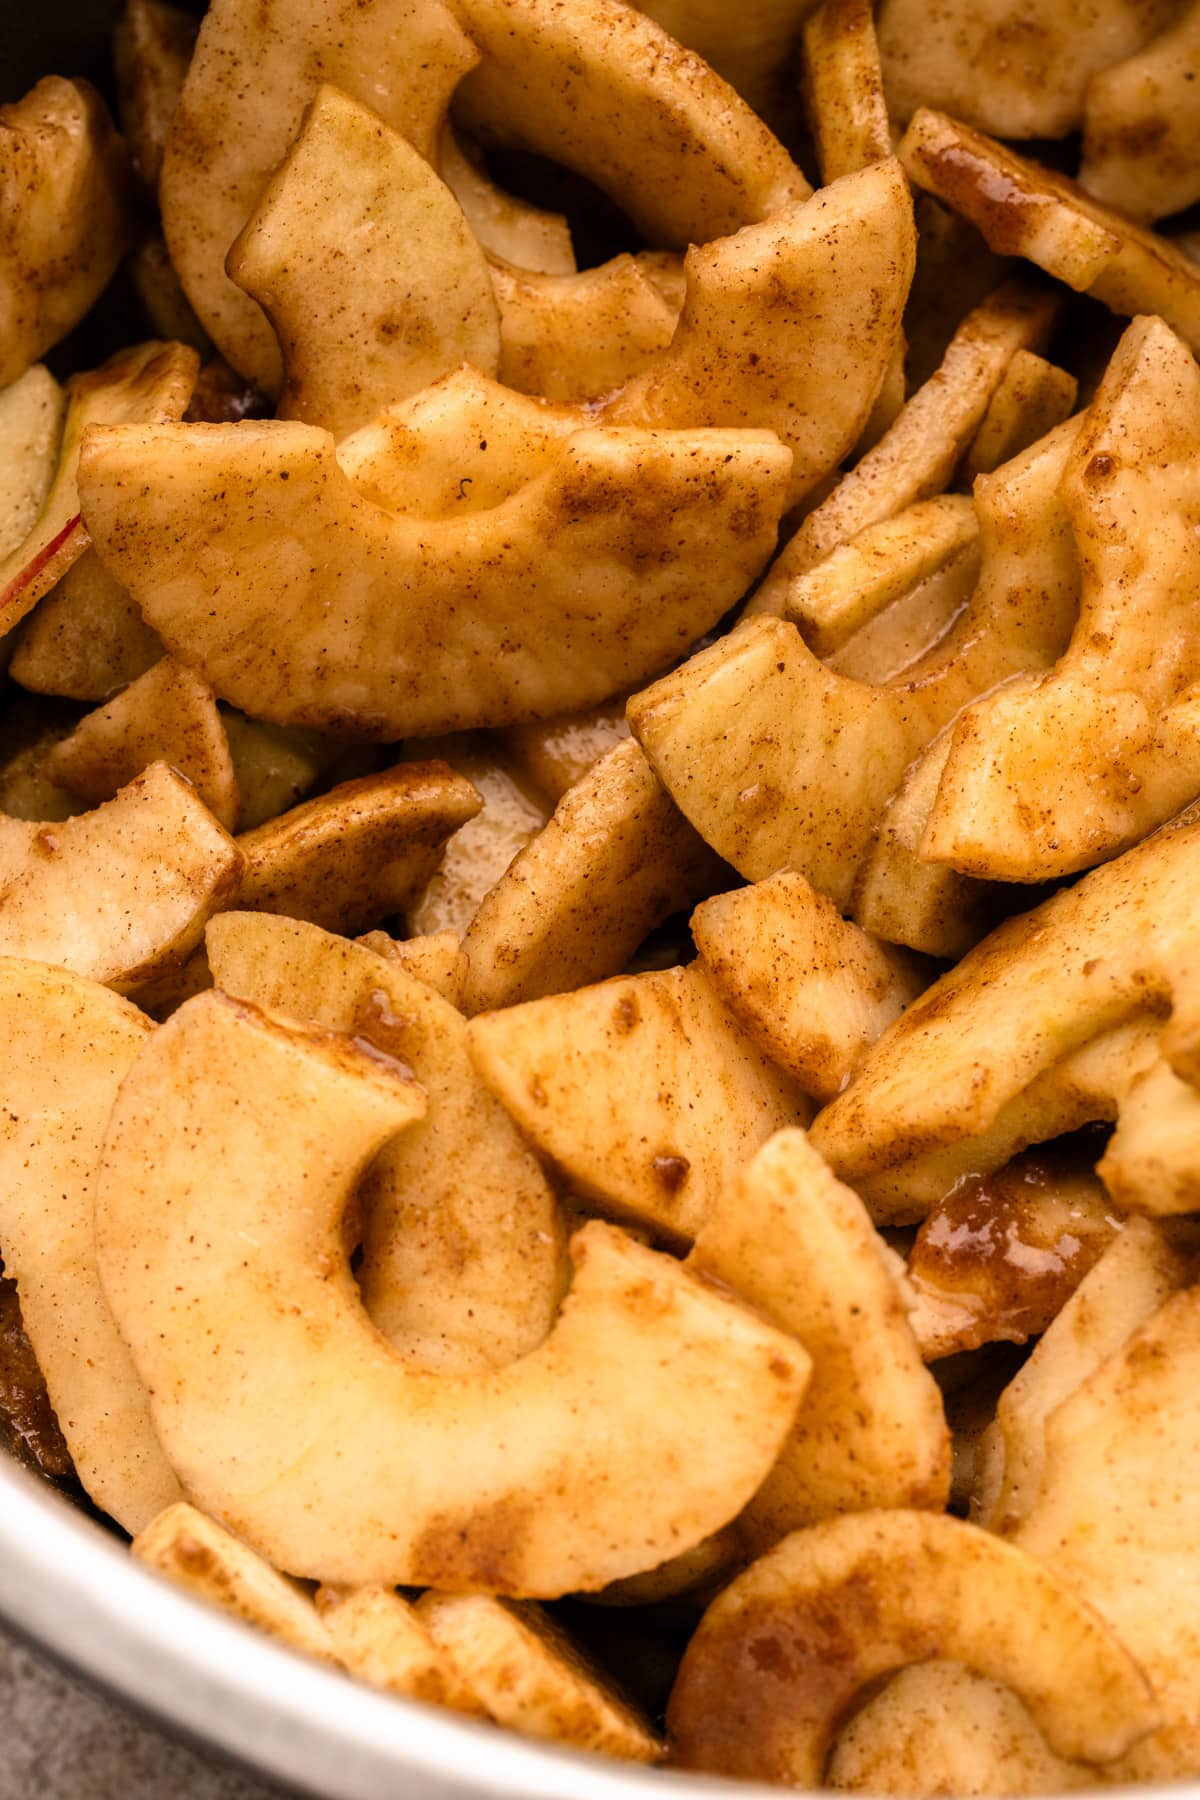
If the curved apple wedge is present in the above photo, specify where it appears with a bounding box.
[667,1511,1158,1782]
[605,160,916,504]
[77,411,790,738]
[0,959,181,1531]
[95,990,807,1593]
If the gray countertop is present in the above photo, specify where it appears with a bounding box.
[0,1630,280,1800]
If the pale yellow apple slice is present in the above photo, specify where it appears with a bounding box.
[877,0,1172,136]
[46,656,239,831]
[604,160,915,505]
[782,494,978,660]
[900,108,1200,353]
[0,958,180,1530]
[459,739,723,1014]
[977,1216,1196,1536]
[1081,3,1200,222]
[417,1593,663,1760]
[160,0,478,390]
[1018,1284,1200,1777]
[667,1511,1157,1782]
[77,400,790,739]
[636,0,815,122]
[359,927,468,1006]
[10,552,163,702]
[499,697,630,805]
[133,1504,337,1662]
[0,79,134,387]
[0,761,241,990]
[219,714,340,834]
[1098,1054,1200,1215]
[827,1661,1094,1795]
[437,124,574,275]
[689,1130,949,1554]
[963,348,1078,481]
[0,365,64,561]
[228,86,502,440]
[926,317,1200,881]
[314,1586,485,1713]
[692,873,928,1103]
[850,726,1013,958]
[468,962,805,1241]
[96,989,806,1591]
[802,0,890,183]
[234,763,482,937]
[0,342,197,641]
[451,0,809,252]
[404,736,549,941]
[206,910,564,1373]
[491,255,679,404]
[114,0,198,189]
[810,802,1200,1211]
[751,279,1059,615]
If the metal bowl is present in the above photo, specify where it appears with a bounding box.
[1,10,1191,1800]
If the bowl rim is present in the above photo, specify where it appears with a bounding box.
[0,1453,1190,1800]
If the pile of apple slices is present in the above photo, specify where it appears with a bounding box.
[1,0,1200,1787]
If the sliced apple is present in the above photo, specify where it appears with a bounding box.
[437,123,574,275]
[810,803,1200,1214]
[1080,4,1200,223]
[359,927,468,1007]
[460,739,723,1015]
[499,696,630,805]
[851,726,1014,958]
[604,160,916,505]
[133,1503,338,1662]
[114,0,198,190]
[468,961,805,1242]
[751,279,1059,615]
[802,0,890,183]
[782,494,978,660]
[963,348,1079,481]
[0,78,134,388]
[900,108,1200,354]
[45,656,238,831]
[206,911,564,1373]
[0,761,241,991]
[690,1130,949,1555]
[220,714,340,834]
[10,552,163,702]
[1098,1053,1200,1216]
[160,0,478,390]
[315,1585,485,1713]
[0,343,198,643]
[0,958,180,1531]
[228,86,502,440]
[78,394,790,739]
[926,317,1200,881]
[405,736,549,941]
[417,1594,664,1759]
[667,1510,1157,1782]
[977,1216,1196,1536]
[96,989,806,1591]
[233,763,481,937]
[0,365,64,561]
[636,0,816,123]
[1018,1284,1200,1777]
[451,0,809,251]
[877,0,1172,137]
[691,873,928,1103]
[492,255,679,403]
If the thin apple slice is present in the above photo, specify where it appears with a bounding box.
[206,910,564,1374]
[0,79,134,387]
[0,366,64,561]
[0,958,180,1532]
[0,343,197,642]
[78,391,790,739]
[96,990,806,1591]
[468,962,805,1242]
